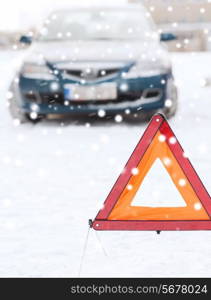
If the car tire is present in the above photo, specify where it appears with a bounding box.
[8,92,29,124]
[162,81,178,119]
[162,100,178,119]
[8,84,44,124]
[9,95,44,124]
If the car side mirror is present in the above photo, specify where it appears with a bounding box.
[160,33,177,42]
[19,35,32,45]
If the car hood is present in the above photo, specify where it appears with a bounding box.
[25,40,166,64]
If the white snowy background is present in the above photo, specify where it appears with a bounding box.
[0,0,211,277]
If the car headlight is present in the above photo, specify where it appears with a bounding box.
[123,58,171,79]
[21,63,56,80]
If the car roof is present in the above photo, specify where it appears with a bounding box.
[51,1,146,15]
[56,0,144,8]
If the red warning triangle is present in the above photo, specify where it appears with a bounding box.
[92,114,211,231]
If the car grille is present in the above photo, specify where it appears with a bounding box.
[61,67,121,81]
[54,61,128,82]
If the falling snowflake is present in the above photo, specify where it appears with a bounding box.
[169,137,177,144]
[29,112,38,120]
[165,99,173,108]
[178,179,186,187]
[163,157,171,166]
[127,184,133,190]
[30,103,39,112]
[6,91,13,99]
[115,115,123,123]
[50,82,60,91]
[131,167,139,175]
[98,109,106,118]
[158,134,166,142]
[119,83,128,92]
[194,203,202,211]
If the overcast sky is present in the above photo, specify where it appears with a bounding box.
[0,0,134,31]
[0,0,75,31]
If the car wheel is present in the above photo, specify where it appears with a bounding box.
[162,81,178,119]
[163,100,178,119]
[8,92,29,123]
[8,87,44,124]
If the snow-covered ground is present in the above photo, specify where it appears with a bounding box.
[0,50,211,277]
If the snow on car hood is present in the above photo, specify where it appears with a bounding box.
[24,40,167,64]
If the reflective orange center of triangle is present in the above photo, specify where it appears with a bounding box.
[108,131,210,221]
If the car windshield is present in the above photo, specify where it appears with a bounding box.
[37,8,155,41]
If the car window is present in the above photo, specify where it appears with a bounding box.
[37,9,155,41]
